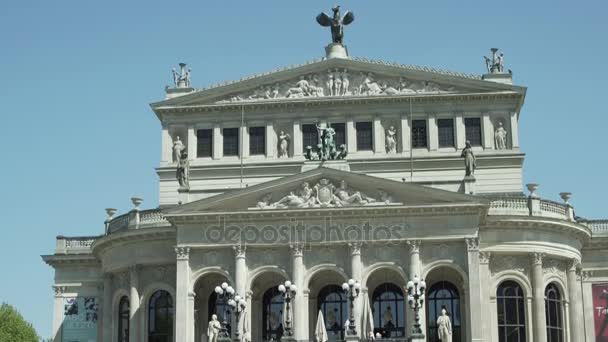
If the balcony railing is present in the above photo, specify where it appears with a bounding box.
[581,220,608,236]
[106,208,170,234]
[55,236,99,254]
[487,196,574,221]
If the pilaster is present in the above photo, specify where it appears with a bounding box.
[52,285,66,342]
[241,125,249,159]
[102,274,113,341]
[478,251,492,342]
[346,118,356,153]
[566,259,583,342]
[465,238,483,342]
[292,121,302,157]
[400,114,410,154]
[428,114,438,151]
[213,124,222,159]
[373,116,384,154]
[510,112,519,149]
[266,122,275,158]
[531,253,547,342]
[455,113,466,149]
[187,125,197,160]
[175,247,191,342]
[129,265,140,342]
[482,112,494,150]
[161,125,172,163]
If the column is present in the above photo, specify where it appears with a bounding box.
[234,245,247,339]
[213,124,222,159]
[407,240,425,334]
[175,247,191,342]
[102,274,113,341]
[129,265,140,342]
[567,259,583,341]
[478,251,492,342]
[188,125,197,160]
[465,238,483,342]
[52,286,66,342]
[581,271,595,342]
[455,113,466,149]
[482,112,494,150]
[349,242,363,338]
[373,116,384,154]
[292,121,302,157]
[531,253,547,342]
[346,118,357,153]
[428,114,438,151]
[266,122,275,158]
[291,243,308,342]
[400,114,410,154]
[509,112,520,149]
[161,125,172,163]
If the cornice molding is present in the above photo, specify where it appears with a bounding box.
[91,227,176,257]
[482,216,591,242]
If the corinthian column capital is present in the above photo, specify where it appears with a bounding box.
[407,240,422,254]
[348,242,363,256]
[290,243,304,257]
[175,246,191,260]
[233,244,247,258]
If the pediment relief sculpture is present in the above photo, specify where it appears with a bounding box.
[216,70,458,103]
[254,178,399,210]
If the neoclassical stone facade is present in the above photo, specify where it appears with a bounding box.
[43,30,608,342]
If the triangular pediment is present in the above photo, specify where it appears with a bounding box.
[151,57,525,109]
[164,166,488,215]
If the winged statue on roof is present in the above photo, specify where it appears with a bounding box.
[316,6,355,45]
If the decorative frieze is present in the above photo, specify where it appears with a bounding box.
[175,247,191,260]
[490,254,528,276]
[152,265,176,280]
[543,259,567,279]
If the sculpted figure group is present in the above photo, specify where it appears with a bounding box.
[256,178,396,209]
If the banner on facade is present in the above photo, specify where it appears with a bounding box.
[62,297,98,342]
[593,284,608,342]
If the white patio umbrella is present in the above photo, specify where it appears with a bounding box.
[315,309,329,342]
[361,294,375,341]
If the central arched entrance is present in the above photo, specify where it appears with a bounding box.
[193,270,231,342]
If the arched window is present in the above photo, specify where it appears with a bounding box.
[496,280,526,342]
[262,287,284,341]
[148,290,174,342]
[208,291,232,335]
[545,284,564,342]
[117,296,129,342]
[372,283,405,338]
[426,281,462,342]
[317,285,347,341]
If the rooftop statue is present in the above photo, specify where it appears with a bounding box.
[172,62,191,88]
[483,48,505,74]
[316,5,355,45]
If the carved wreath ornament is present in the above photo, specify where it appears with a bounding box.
[254,178,398,209]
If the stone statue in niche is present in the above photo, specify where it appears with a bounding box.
[176,151,189,189]
[171,63,191,88]
[385,126,397,153]
[278,131,290,158]
[172,136,184,163]
[436,307,452,342]
[207,314,221,342]
[461,141,476,177]
[494,122,508,150]
[316,6,355,45]
[484,48,506,74]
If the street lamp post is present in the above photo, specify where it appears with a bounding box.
[406,275,426,341]
[278,280,297,340]
[342,278,361,337]
[214,282,246,341]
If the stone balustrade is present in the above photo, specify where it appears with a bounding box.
[487,197,574,221]
[55,236,99,254]
[581,219,608,236]
[106,208,170,234]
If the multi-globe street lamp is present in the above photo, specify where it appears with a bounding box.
[278,280,297,338]
[341,278,361,336]
[214,282,246,340]
[406,275,426,339]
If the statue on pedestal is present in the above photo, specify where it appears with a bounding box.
[484,48,505,74]
[207,314,221,342]
[461,141,476,177]
[176,151,189,189]
[316,6,355,45]
[172,62,191,88]
[436,307,452,342]
[278,131,290,158]
[494,122,508,150]
[385,126,397,154]
[172,136,184,163]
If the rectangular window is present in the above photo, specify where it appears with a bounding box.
[248,126,266,155]
[356,122,373,151]
[196,129,213,158]
[465,118,482,146]
[223,128,239,156]
[437,119,455,148]
[411,120,427,148]
[332,123,346,148]
[302,124,319,150]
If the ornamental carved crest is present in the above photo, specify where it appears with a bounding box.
[254,178,398,210]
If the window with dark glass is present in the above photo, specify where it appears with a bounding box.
[545,284,563,342]
[437,119,455,148]
[148,290,174,342]
[331,123,346,148]
[302,124,319,151]
[426,281,462,342]
[356,122,373,151]
[372,283,405,338]
[318,285,347,341]
[263,287,284,341]
[223,128,239,156]
[465,118,482,146]
[118,296,129,342]
[197,129,213,158]
[209,292,232,335]
[497,281,526,342]
[411,120,427,148]
[249,126,266,155]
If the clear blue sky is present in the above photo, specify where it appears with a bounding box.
[1,0,606,338]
